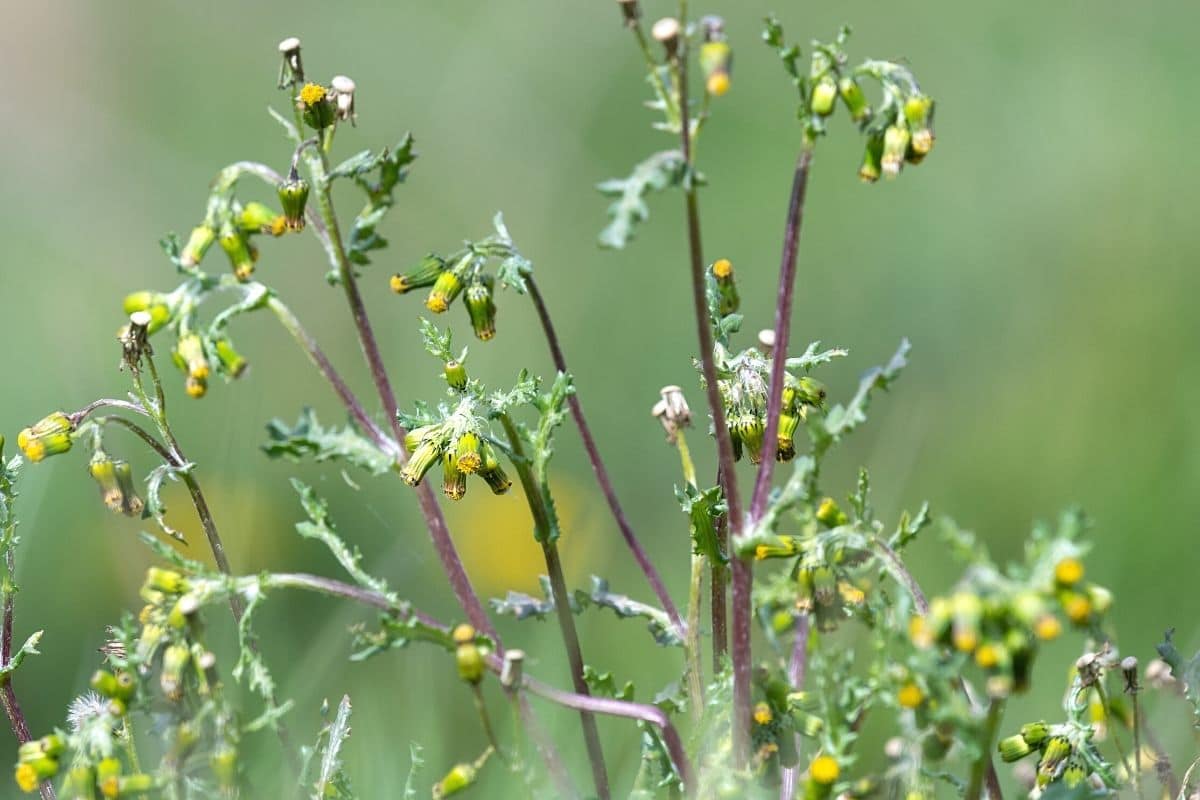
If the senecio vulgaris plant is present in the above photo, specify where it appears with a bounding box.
[2,6,1196,800]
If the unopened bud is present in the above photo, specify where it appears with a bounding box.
[400,439,441,487]
[181,224,217,267]
[616,0,640,27]
[444,359,468,391]
[998,734,1033,763]
[391,254,444,295]
[859,133,884,183]
[454,432,482,474]
[811,76,837,117]
[277,171,309,232]
[17,411,74,462]
[88,452,144,517]
[838,77,870,123]
[426,270,463,313]
[711,258,739,315]
[699,41,732,97]
[442,451,466,501]
[218,221,257,282]
[464,275,497,341]
[881,125,911,179]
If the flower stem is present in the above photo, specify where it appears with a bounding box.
[750,142,815,517]
[778,612,811,800]
[498,414,610,800]
[673,429,705,718]
[965,700,1004,800]
[526,276,682,637]
[306,151,495,641]
[673,27,751,765]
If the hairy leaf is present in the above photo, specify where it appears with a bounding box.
[343,134,417,267]
[291,480,395,602]
[581,577,683,647]
[309,695,355,800]
[145,462,191,542]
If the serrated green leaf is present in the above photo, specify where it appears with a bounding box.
[581,577,682,647]
[291,480,395,602]
[785,341,849,371]
[145,462,191,542]
[263,408,392,476]
[675,484,727,564]
[583,665,634,701]
[418,319,457,363]
[310,695,355,800]
[597,150,686,249]
[815,338,910,444]
[342,134,417,267]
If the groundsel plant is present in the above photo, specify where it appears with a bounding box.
[1,5,1196,800]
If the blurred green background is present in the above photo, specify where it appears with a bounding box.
[2,0,1199,796]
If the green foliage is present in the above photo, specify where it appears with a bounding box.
[596,150,687,249]
[263,408,393,476]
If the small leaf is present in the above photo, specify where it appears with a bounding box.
[310,695,355,800]
[418,319,456,364]
[597,150,686,249]
[291,480,395,602]
[144,462,191,542]
[581,576,682,647]
[263,408,392,476]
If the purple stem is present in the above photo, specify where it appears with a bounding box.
[674,43,751,764]
[311,160,496,641]
[750,145,814,519]
[526,276,682,635]
[778,612,811,800]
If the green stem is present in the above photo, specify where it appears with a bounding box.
[966,700,1004,800]
[675,430,704,718]
[497,414,610,800]
[1095,682,1136,797]
[471,684,505,763]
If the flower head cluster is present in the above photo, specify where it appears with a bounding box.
[910,522,1110,699]
[709,340,826,464]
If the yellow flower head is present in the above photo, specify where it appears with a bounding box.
[975,644,1000,669]
[712,258,733,279]
[1065,595,1092,624]
[299,82,327,106]
[1054,557,1084,586]
[753,702,773,725]
[14,763,38,793]
[809,755,840,785]
[707,71,731,96]
[755,544,770,561]
[1034,614,1062,641]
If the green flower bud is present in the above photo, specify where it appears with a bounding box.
[731,412,764,465]
[15,757,57,793]
[811,75,838,117]
[113,671,136,702]
[815,498,847,528]
[951,592,983,653]
[167,594,200,629]
[122,291,172,334]
[404,424,438,454]
[218,221,257,282]
[464,275,497,341]
[89,452,145,517]
[444,359,468,391]
[17,411,74,462]
[211,745,238,788]
[478,442,512,495]
[443,451,466,501]
[711,259,739,315]
[776,412,800,461]
[456,641,485,684]
[699,40,732,96]
[96,758,121,796]
[146,567,188,595]
[998,734,1033,762]
[1036,736,1072,786]
[161,643,191,701]
[390,254,444,295]
[238,201,285,237]
[213,337,248,378]
[904,95,935,156]
[838,77,870,123]
[881,125,911,179]
[298,82,336,130]
[1062,761,1086,788]
[1086,583,1112,615]
[37,735,64,759]
[454,432,482,474]
[434,763,477,798]
[181,224,217,267]
[118,774,155,794]
[277,173,309,232]
[1018,721,1048,747]
[400,439,441,487]
[91,669,119,698]
[858,132,884,183]
[426,270,464,313]
[795,376,827,408]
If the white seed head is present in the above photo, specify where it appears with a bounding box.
[129,310,153,328]
[331,74,356,94]
[501,649,525,688]
[883,737,904,760]
[278,37,301,54]
[757,329,776,353]
[652,17,681,45]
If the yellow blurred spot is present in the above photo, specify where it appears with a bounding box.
[909,616,932,648]
[975,644,1000,669]
[755,544,769,560]
[14,764,38,793]
[707,71,730,96]
[838,582,865,606]
[1054,557,1084,586]
[952,629,978,653]
[1065,595,1092,624]
[753,702,773,725]
[712,258,733,279]
[1034,614,1062,641]
[897,682,924,709]
[809,755,839,785]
